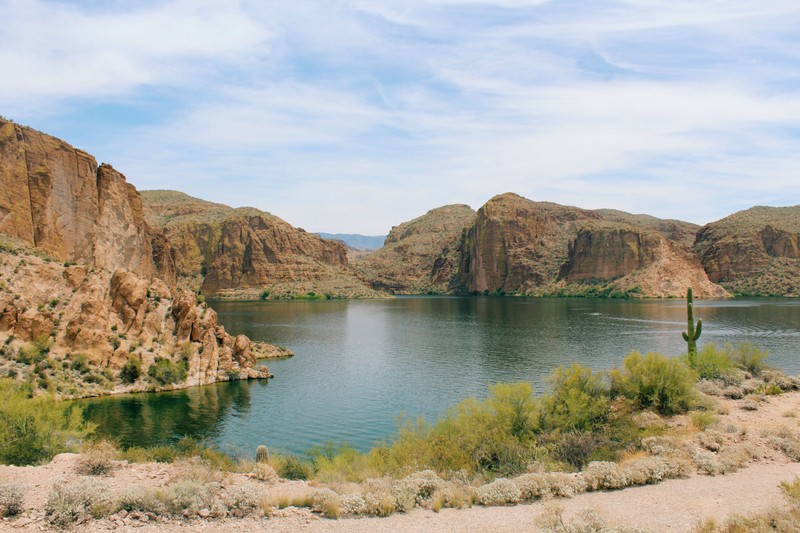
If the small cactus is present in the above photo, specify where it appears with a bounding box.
[682,287,702,363]
[256,445,270,463]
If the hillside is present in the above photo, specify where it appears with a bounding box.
[353,204,476,294]
[141,190,383,299]
[695,205,800,296]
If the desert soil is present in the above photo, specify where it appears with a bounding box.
[2,391,800,532]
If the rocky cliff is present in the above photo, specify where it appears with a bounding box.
[454,193,727,298]
[695,206,800,296]
[0,120,289,397]
[353,204,476,294]
[0,119,173,283]
[142,190,382,299]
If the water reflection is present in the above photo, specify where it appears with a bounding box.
[81,379,254,449]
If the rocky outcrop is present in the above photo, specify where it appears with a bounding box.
[454,193,727,298]
[695,206,800,296]
[141,190,381,299]
[0,119,170,283]
[0,246,289,396]
[353,204,476,294]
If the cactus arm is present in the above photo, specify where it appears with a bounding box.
[694,319,702,340]
[682,331,689,341]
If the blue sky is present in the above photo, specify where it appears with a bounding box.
[1,0,799,234]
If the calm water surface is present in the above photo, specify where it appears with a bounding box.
[82,297,800,455]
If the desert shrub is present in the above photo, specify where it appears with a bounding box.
[514,472,587,500]
[310,488,342,518]
[276,454,313,480]
[687,345,736,381]
[583,461,628,491]
[338,492,367,516]
[361,478,397,516]
[77,440,117,476]
[252,462,278,482]
[474,477,521,506]
[122,445,177,463]
[16,335,51,364]
[0,481,24,516]
[69,353,91,374]
[368,382,543,477]
[543,364,610,432]
[147,357,187,386]
[119,358,141,384]
[691,411,719,431]
[173,457,223,485]
[117,486,164,514]
[621,455,692,485]
[226,483,264,513]
[547,430,607,470]
[730,342,769,375]
[46,478,113,526]
[160,479,216,515]
[0,379,91,465]
[610,352,697,415]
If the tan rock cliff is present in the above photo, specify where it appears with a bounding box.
[0,119,169,283]
[695,206,800,296]
[142,190,381,299]
[354,204,476,294]
[454,193,727,298]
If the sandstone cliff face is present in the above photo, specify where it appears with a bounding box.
[142,190,381,298]
[0,245,287,396]
[695,206,800,296]
[455,193,727,298]
[0,119,168,282]
[353,204,476,294]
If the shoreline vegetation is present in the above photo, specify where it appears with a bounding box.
[2,343,800,530]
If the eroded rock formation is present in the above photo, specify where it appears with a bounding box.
[141,190,381,298]
[695,206,800,296]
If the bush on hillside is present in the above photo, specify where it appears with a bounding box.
[147,357,187,386]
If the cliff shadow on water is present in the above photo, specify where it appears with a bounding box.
[78,379,261,450]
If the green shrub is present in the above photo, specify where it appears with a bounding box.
[70,353,91,374]
[543,364,610,432]
[685,344,734,380]
[119,358,141,384]
[259,290,270,300]
[16,335,51,364]
[277,454,313,480]
[0,379,92,465]
[731,342,769,375]
[610,352,696,415]
[147,357,187,386]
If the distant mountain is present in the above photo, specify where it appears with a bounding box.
[316,233,386,250]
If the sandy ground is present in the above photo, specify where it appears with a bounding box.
[2,391,800,532]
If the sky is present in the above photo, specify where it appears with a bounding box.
[1,0,799,235]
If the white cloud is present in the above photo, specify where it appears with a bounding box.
[2,0,800,233]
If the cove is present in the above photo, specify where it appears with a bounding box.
[81,297,800,456]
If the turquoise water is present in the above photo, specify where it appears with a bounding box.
[82,297,800,456]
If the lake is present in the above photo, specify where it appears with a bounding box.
[82,297,800,456]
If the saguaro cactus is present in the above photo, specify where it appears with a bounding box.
[682,287,702,362]
[256,445,270,463]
